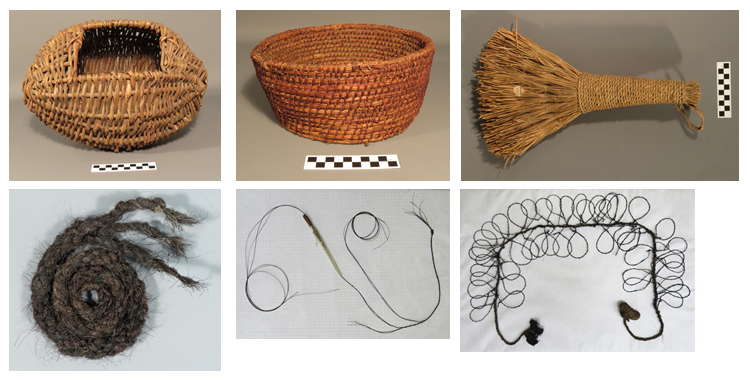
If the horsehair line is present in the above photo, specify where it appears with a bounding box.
[245,201,441,333]
[342,201,441,333]
[468,193,690,346]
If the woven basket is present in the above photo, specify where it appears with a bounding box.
[22,20,208,151]
[251,24,435,144]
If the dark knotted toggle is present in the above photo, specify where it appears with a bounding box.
[619,301,641,321]
[524,319,545,346]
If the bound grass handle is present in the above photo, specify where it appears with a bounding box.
[578,73,704,131]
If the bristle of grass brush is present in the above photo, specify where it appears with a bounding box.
[477,28,583,165]
[477,26,704,165]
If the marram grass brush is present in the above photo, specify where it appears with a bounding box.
[476,21,704,165]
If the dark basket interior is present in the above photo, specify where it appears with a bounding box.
[78,26,162,75]
[262,26,429,66]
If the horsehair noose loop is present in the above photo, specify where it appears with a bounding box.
[30,197,204,359]
[342,201,441,333]
[467,193,690,345]
[244,205,339,312]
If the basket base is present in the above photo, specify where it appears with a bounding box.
[283,124,412,144]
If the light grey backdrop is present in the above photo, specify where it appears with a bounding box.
[9,190,221,370]
[462,10,738,180]
[237,11,450,181]
[9,11,221,181]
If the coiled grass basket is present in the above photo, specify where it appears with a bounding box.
[22,20,208,151]
[251,24,435,144]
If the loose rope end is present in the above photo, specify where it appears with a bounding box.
[684,81,701,105]
[681,81,704,131]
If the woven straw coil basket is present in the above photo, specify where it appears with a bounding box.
[22,20,208,151]
[251,24,435,144]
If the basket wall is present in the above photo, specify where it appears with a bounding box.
[251,24,435,144]
[22,20,208,151]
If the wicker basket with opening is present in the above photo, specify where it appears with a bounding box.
[22,20,208,151]
[251,24,435,144]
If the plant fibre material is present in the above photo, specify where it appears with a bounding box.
[22,20,208,151]
[30,197,202,359]
[477,25,704,165]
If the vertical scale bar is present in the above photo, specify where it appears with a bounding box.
[717,62,731,118]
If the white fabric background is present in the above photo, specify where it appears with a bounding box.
[460,189,695,351]
[8,190,221,370]
[236,189,449,338]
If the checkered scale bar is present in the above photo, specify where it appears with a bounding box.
[304,155,400,170]
[91,162,158,172]
[717,62,731,118]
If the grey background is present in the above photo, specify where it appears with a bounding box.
[9,10,221,181]
[462,10,739,180]
[9,190,221,370]
[237,10,450,181]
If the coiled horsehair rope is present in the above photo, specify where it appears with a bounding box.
[30,197,203,359]
[245,202,440,333]
[468,193,690,346]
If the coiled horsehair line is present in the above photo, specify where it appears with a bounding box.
[245,202,440,333]
[468,193,690,346]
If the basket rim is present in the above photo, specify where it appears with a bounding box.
[78,19,165,33]
[250,23,435,71]
[58,19,203,83]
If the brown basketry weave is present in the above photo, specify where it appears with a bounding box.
[22,20,208,151]
[251,24,435,144]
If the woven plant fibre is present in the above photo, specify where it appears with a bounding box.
[251,24,435,144]
[476,26,704,165]
[30,197,202,359]
[22,20,208,152]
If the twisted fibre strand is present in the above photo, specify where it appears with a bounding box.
[30,197,203,359]
[468,193,690,345]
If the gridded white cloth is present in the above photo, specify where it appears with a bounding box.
[237,189,449,339]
